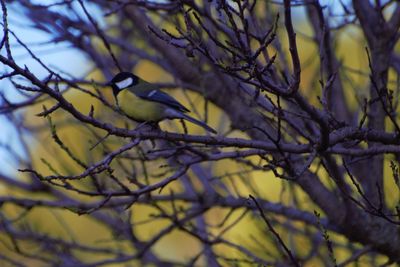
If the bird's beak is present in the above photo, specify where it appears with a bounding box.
[105,81,112,87]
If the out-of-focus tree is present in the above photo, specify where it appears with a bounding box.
[1,0,400,266]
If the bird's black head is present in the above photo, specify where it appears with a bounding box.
[108,72,139,96]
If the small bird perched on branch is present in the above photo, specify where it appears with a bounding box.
[107,72,217,134]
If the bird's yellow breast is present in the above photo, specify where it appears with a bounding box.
[117,89,165,122]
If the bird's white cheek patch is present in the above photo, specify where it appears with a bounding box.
[116,78,133,89]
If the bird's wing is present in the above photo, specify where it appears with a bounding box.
[130,85,190,113]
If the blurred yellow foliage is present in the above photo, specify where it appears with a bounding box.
[2,16,396,266]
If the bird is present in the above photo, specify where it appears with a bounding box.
[107,72,217,134]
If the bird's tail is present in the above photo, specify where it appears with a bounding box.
[180,113,217,134]
[164,108,217,134]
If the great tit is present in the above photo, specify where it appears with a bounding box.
[108,72,217,134]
